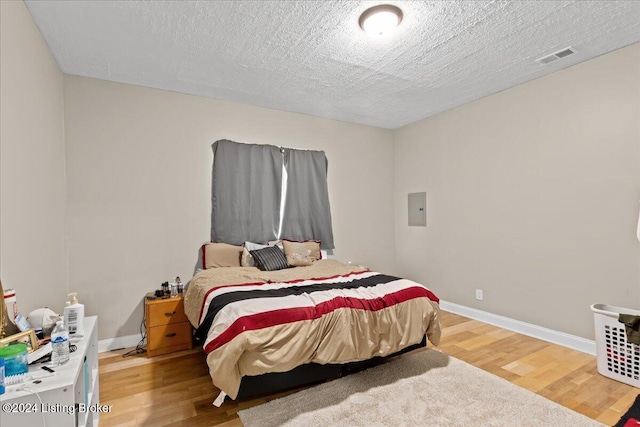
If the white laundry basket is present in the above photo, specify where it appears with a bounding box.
[591,303,640,387]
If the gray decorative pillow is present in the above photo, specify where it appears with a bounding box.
[241,242,269,267]
[250,246,289,271]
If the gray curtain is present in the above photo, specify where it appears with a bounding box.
[211,140,282,245]
[280,148,335,249]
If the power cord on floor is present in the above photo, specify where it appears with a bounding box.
[122,309,146,357]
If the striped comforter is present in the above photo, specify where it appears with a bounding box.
[184,259,441,399]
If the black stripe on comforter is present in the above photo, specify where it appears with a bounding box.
[194,273,400,341]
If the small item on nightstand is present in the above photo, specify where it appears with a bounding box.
[176,276,183,294]
[161,282,169,296]
[154,289,163,298]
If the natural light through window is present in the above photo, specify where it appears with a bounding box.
[277,163,288,239]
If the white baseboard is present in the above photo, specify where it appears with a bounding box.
[98,333,143,353]
[439,300,596,355]
[97,302,596,356]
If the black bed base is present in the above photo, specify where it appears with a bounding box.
[235,335,427,400]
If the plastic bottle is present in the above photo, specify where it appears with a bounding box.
[170,282,178,298]
[64,292,85,336]
[176,276,183,294]
[51,320,70,366]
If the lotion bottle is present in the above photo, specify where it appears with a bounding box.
[64,292,85,336]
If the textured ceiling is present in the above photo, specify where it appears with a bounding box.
[25,1,640,129]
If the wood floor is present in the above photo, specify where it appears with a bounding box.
[98,311,638,426]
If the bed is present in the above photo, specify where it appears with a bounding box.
[184,258,441,404]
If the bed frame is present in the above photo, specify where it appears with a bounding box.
[235,335,427,399]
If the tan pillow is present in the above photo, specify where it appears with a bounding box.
[202,243,242,268]
[282,240,321,267]
[240,247,253,267]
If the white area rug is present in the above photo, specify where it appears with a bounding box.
[238,350,604,427]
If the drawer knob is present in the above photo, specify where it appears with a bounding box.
[164,311,176,316]
[165,333,177,338]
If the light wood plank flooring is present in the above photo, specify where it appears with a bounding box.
[98,311,638,426]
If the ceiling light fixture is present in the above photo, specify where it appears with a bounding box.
[359,5,403,36]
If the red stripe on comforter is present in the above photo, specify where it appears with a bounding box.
[197,270,372,325]
[203,286,431,354]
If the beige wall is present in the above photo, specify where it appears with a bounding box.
[0,1,68,315]
[63,76,395,339]
[394,43,640,339]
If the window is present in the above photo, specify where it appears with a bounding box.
[211,140,334,249]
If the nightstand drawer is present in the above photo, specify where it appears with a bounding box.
[147,322,192,352]
[147,298,188,327]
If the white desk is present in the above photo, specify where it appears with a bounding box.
[0,316,100,427]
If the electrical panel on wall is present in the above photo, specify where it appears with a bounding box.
[408,192,426,227]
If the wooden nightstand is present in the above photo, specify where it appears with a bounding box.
[145,295,192,357]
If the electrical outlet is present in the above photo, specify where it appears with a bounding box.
[475,289,483,301]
